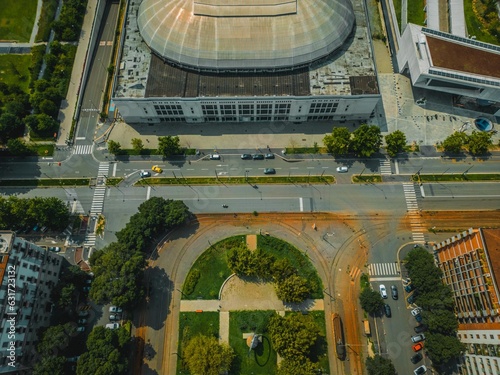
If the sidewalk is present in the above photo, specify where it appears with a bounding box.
[57,0,98,146]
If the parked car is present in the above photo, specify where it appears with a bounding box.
[414,365,427,375]
[209,154,221,160]
[151,165,163,173]
[336,166,348,173]
[67,356,79,363]
[414,324,428,333]
[109,306,123,313]
[76,326,85,333]
[404,284,414,293]
[83,286,91,293]
[411,334,426,343]
[263,168,276,175]
[265,153,274,159]
[414,314,423,323]
[411,308,422,316]
[105,323,120,330]
[109,314,121,321]
[384,304,391,317]
[252,154,264,160]
[140,171,151,177]
[412,343,423,352]
[391,285,398,300]
[78,311,89,317]
[379,284,387,299]
[411,353,423,364]
[407,294,416,304]
[48,247,61,252]
[241,154,252,160]
[77,319,87,324]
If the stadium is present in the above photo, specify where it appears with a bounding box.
[112,0,381,124]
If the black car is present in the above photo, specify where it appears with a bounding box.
[252,154,264,160]
[391,285,398,300]
[384,304,391,317]
[241,154,252,159]
[404,284,414,293]
[407,294,416,304]
[411,353,423,364]
[263,168,276,175]
[265,153,275,159]
[414,324,428,333]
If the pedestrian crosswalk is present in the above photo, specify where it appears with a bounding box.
[73,144,93,155]
[379,159,392,175]
[402,183,426,243]
[84,163,110,247]
[368,262,401,276]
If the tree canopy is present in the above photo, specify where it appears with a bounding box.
[467,131,492,155]
[385,130,407,157]
[32,355,66,375]
[268,313,321,360]
[350,124,383,157]
[276,358,318,375]
[275,274,311,303]
[359,288,384,315]
[107,140,121,155]
[442,132,468,154]
[323,127,351,155]
[183,335,234,375]
[425,333,465,365]
[157,135,181,157]
[366,354,397,375]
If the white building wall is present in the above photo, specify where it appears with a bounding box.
[458,328,500,375]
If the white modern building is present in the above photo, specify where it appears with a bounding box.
[112,0,380,124]
[0,231,63,373]
[397,24,500,116]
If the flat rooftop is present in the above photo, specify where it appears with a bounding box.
[426,34,500,79]
[115,0,377,99]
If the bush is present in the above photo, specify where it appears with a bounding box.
[184,269,201,295]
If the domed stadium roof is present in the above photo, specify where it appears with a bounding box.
[137,0,355,72]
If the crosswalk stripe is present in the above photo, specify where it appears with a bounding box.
[379,159,392,175]
[368,262,401,276]
[73,144,93,155]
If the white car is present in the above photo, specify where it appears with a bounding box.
[411,334,426,343]
[109,306,123,313]
[336,166,348,173]
[414,365,427,375]
[105,323,120,330]
[209,154,221,160]
[411,308,422,316]
[379,284,387,299]
[140,171,151,178]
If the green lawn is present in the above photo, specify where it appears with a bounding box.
[257,235,324,298]
[413,173,500,182]
[229,311,277,375]
[393,0,402,32]
[182,236,244,299]
[463,0,499,45]
[177,311,220,374]
[0,55,32,92]
[136,175,335,186]
[407,0,426,26]
[305,311,330,372]
[0,0,37,42]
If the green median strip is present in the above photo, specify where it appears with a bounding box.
[412,174,500,182]
[136,175,335,185]
[0,178,92,187]
[352,175,383,183]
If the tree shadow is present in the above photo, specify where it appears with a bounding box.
[142,266,173,331]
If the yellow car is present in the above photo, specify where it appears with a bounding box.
[151,165,163,173]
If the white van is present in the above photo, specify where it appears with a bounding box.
[105,323,119,330]
[209,154,221,160]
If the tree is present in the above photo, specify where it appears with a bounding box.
[38,99,60,118]
[131,138,144,153]
[157,135,181,157]
[359,288,384,315]
[275,274,311,303]
[107,140,121,155]
[32,355,66,375]
[276,358,317,375]
[385,130,407,157]
[37,323,75,356]
[323,127,351,155]
[183,335,234,375]
[350,124,382,157]
[0,113,23,143]
[6,138,31,156]
[58,284,76,308]
[442,132,468,154]
[271,258,297,282]
[405,248,444,295]
[268,313,322,360]
[227,246,258,276]
[467,131,492,155]
[25,114,59,137]
[423,309,458,335]
[425,333,465,365]
[77,326,129,375]
[366,354,397,375]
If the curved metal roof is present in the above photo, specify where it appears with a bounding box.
[137,0,355,72]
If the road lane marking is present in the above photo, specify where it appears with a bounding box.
[369,276,401,282]
[147,186,151,200]
[299,197,303,211]
[425,195,500,198]
[113,163,117,177]
[395,160,399,175]
[419,184,425,198]
[290,167,299,169]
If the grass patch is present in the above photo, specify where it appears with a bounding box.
[0,0,37,42]
[407,0,426,26]
[352,175,383,183]
[284,146,326,154]
[177,311,220,374]
[412,173,500,182]
[105,178,123,186]
[115,147,197,156]
[393,0,402,31]
[31,144,54,156]
[0,178,91,187]
[258,235,324,298]
[463,0,499,44]
[36,0,58,42]
[0,55,32,92]
[306,311,330,371]
[182,236,244,299]
[229,310,277,375]
[360,273,370,291]
[136,175,335,186]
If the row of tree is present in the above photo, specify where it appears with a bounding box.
[107,136,183,158]
[323,125,383,157]
[89,197,190,309]
[0,196,70,231]
[405,248,464,367]
[441,131,493,155]
[226,246,314,303]
[52,0,88,42]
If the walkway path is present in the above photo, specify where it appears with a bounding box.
[29,0,43,44]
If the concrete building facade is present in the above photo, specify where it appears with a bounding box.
[433,228,500,375]
[0,231,63,373]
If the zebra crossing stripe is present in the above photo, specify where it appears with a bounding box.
[73,145,93,154]
[368,262,401,276]
[379,159,392,175]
